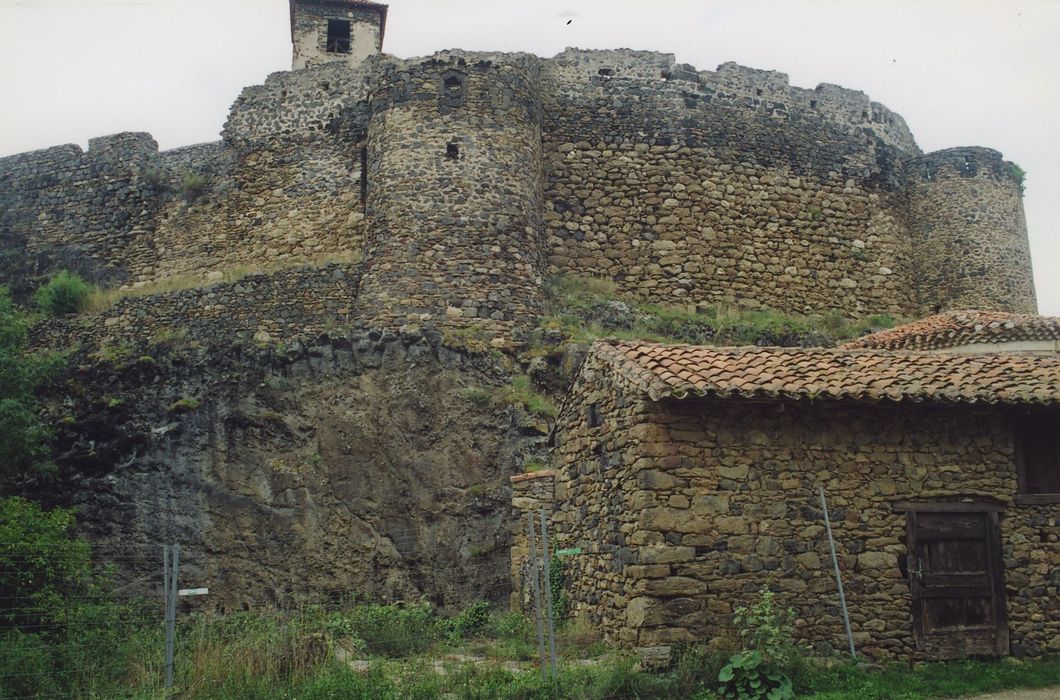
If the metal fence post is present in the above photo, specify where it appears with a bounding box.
[539,509,558,683]
[163,543,181,691]
[819,487,856,658]
[526,513,548,681]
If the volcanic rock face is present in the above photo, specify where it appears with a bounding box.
[39,330,542,609]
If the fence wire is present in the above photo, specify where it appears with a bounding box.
[0,520,718,700]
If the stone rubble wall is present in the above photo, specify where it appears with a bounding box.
[906,147,1037,314]
[0,133,165,287]
[530,351,657,646]
[357,52,546,335]
[509,470,557,611]
[0,48,1038,339]
[31,263,360,352]
[540,50,919,318]
[533,373,1060,660]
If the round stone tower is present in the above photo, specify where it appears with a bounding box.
[358,52,545,335]
[906,147,1037,314]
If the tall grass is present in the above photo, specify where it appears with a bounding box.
[538,274,896,348]
[83,252,362,314]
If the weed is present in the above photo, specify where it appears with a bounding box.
[180,172,209,201]
[168,397,200,413]
[1006,161,1026,194]
[460,387,494,409]
[501,375,557,418]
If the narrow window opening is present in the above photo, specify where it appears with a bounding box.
[598,67,614,77]
[809,100,817,109]
[440,72,467,111]
[326,19,352,54]
[446,142,459,160]
[1016,410,1060,496]
[444,76,463,96]
[587,403,601,427]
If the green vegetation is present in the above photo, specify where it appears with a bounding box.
[538,275,896,348]
[718,588,798,699]
[459,376,557,418]
[501,375,557,418]
[168,396,201,413]
[84,253,363,314]
[0,286,60,485]
[0,498,157,700]
[180,172,210,201]
[1006,161,1026,194]
[33,270,93,316]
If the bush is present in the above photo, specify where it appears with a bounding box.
[0,497,143,698]
[332,603,441,657]
[0,287,60,484]
[446,601,491,640]
[33,270,92,316]
[180,172,209,201]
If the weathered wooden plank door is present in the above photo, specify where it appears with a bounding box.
[907,510,1008,658]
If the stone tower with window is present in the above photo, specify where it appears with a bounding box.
[290,0,388,70]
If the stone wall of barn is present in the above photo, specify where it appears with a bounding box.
[521,367,1060,660]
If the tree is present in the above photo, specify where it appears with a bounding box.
[0,285,59,485]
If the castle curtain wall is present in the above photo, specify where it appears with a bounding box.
[0,50,1039,332]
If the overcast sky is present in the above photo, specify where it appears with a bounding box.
[1,0,1057,314]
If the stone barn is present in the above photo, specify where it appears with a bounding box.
[511,316,1060,662]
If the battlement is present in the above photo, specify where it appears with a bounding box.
[0,34,1037,335]
[547,49,919,155]
[907,146,1022,185]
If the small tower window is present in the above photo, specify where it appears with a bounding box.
[326,19,352,54]
[444,76,463,97]
[439,71,467,111]
[446,142,459,159]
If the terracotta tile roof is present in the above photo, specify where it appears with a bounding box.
[596,340,1060,405]
[842,311,1060,351]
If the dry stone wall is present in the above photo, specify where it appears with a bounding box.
[906,147,1036,314]
[534,371,1060,660]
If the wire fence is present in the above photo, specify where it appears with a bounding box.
[0,513,730,700]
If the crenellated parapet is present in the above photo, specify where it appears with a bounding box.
[0,41,1040,337]
[905,146,1036,314]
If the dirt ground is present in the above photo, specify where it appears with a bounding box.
[964,688,1060,700]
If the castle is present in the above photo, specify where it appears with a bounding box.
[0,0,1038,346]
[2,3,1056,664]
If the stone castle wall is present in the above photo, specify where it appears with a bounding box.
[357,53,546,334]
[31,263,360,353]
[526,357,1060,660]
[0,133,164,288]
[0,48,1039,339]
[906,147,1036,313]
[540,50,919,317]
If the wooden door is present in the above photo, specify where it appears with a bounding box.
[907,510,1008,658]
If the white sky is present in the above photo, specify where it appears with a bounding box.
[1,0,1057,314]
